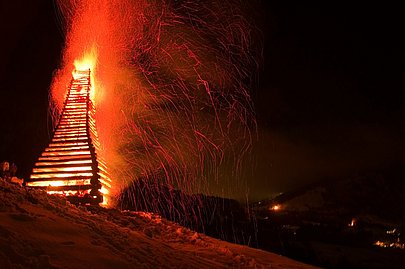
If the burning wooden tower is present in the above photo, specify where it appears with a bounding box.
[27,69,111,205]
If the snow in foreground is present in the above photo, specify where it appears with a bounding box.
[0,180,319,269]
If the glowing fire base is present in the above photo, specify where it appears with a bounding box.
[27,69,111,205]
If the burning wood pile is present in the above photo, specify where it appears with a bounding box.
[26,69,111,205]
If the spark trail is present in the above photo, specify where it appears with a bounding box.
[51,0,261,210]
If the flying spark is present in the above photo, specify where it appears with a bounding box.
[51,0,261,212]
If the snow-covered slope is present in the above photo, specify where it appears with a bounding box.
[0,179,319,269]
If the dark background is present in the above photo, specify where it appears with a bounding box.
[251,2,404,199]
[0,0,63,177]
[0,1,403,201]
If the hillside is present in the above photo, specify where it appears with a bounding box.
[251,169,405,269]
[0,179,319,269]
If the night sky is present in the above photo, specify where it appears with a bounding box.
[0,1,403,201]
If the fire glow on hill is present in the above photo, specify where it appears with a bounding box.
[31,0,260,207]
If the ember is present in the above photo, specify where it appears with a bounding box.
[48,0,259,207]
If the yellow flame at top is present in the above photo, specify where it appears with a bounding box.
[74,45,97,71]
[72,45,98,103]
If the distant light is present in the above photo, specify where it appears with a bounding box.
[348,218,356,227]
[271,204,281,211]
[374,240,405,250]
